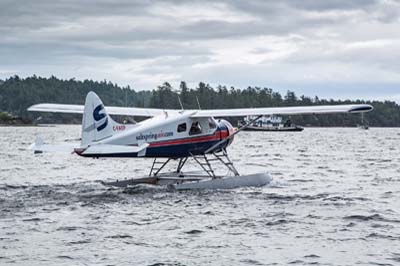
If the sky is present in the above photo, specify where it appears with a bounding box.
[0,0,399,102]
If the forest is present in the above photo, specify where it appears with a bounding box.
[0,75,399,126]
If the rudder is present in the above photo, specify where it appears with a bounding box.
[81,91,118,146]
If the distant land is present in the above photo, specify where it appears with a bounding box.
[0,75,399,127]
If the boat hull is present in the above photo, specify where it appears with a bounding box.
[242,126,304,132]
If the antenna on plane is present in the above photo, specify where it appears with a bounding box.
[177,95,184,110]
[196,96,201,110]
[125,90,127,107]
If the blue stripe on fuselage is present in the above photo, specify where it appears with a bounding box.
[79,139,224,158]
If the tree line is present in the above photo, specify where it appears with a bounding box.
[0,75,399,126]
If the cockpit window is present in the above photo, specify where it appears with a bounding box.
[177,123,187,133]
[208,118,217,129]
[189,121,202,135]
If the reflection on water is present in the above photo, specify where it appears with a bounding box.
[1,126,400,265]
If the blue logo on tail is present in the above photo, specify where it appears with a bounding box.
[93,104,108,131]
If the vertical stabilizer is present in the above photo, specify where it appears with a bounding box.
[81,91,115,146]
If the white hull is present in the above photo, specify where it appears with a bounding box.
[173,173,271,190]
[242,125,304,132]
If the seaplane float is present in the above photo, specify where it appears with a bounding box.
[28,91,373,190]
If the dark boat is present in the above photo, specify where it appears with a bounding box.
[238,116,304,132]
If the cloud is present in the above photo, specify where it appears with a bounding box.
[0,0,399,102]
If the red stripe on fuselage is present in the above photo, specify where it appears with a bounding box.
[148,129,229,147]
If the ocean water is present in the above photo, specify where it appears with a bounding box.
[1,126,400,266]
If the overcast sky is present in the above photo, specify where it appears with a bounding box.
[1,0,399,102]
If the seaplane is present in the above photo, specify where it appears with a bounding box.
[28,91,373,190]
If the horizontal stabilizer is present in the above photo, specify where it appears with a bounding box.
[82,143,149,155]
[30,136,79,154]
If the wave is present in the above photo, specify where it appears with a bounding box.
[343,214,400,223]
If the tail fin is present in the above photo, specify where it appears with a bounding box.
[81,91,119,146]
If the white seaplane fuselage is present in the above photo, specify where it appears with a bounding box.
[75,111,235,158]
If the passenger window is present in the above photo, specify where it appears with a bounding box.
[177,123,187,133]
[189,121,202,135]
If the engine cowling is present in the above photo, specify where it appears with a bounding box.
[217,119,235,148]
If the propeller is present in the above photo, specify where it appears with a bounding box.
[205,115,262,154]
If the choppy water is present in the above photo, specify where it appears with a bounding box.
[1,126,400,266]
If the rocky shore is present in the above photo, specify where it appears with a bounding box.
[0,112,33,126]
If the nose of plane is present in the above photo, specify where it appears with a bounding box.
[218,119,235,147]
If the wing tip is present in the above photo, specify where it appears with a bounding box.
[349,105,374,113]
[27,103,52,112]
[27,104,38,112]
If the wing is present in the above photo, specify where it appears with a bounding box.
[28,103,168,117]
[191,104,373,117]
[28,103,373,118]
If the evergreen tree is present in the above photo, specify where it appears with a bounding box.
[0,75,399,126]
